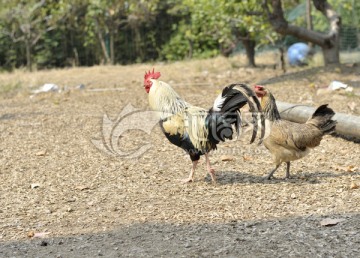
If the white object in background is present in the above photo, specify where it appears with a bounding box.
[328,81,348,91]
[32,83,60,94]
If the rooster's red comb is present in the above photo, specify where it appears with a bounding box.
[144,68,161,83]
[254,85,264,90]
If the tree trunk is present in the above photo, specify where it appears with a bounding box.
[94,19,111,64]
[25,39,32,72]
[279,47,286,72]
[188,39,193,59]
[233,27,257,67]
[313,0,341,64]
[306,0,313,31]
[110,33,115,65]
[306,0,313,48]
[241,38,256,67]
[133,27,144,62]
[98,32,111,64]
[322,41,340,65]
[73,47,79,67]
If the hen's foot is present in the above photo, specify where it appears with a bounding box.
[264,175,274,180]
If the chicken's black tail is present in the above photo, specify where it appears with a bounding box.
[206,83,265,145]
[307,104,337,134]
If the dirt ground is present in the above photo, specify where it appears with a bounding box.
[0,54,360,257]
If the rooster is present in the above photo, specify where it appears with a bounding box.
[254,85,337,179]
[144,69,265,183]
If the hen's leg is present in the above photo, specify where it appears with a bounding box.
[205,153,216,183]
[182,160,198,183]
[265,164,280,180]
[285,162,291,179]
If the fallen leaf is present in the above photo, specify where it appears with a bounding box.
[35,150,47,156]
[27,231,35,238]
[350,182,359,190]
[221,155,235,162]
[242,155,252,161]
[333,165,358,173]
[27,231,50,238]
[30,183,40,189]
[320,218,345,227]
[75,185,90,191]
[346,165,358,172]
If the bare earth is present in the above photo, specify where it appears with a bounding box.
[0,55,360,257]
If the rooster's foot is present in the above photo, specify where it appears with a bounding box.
[180,177,193,184]
[207,167,216,184]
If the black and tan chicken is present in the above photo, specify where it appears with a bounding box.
[143,69,265,183]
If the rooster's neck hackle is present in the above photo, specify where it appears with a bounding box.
[148,80,188,117]
[262,92,281,121]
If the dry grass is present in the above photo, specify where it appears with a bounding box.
[0,53,359,243]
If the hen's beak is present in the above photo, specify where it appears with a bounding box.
[254,85,265,98]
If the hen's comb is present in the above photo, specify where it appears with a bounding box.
[144,68,161,83]
[254,85,264,90]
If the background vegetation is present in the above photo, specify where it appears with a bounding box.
[0,0,359,71]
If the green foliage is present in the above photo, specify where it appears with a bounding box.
[0,0,359,70]
[161,0,277,60]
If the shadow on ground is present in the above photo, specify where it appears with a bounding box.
[210,170,360,185]
[1,213,359,257]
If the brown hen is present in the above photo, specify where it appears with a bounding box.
[254,85,337,179]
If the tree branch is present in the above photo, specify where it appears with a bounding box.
[31,33,42,46]
[1,30,25,43]
[262,0,338,48]
[312,0,341,37]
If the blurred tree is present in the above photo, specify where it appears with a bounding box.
[227,0,277,67]
[85,0,160,64]
[263,0,341,65]
[161,0,278,67]
[0,0,357,69]
[48,0,90,67]
[86,0,124,64]
[0,0,55,71]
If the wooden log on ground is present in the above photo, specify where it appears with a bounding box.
[276,101,360,138]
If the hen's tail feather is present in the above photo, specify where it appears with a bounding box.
[307,104,337,134]
[210,83,264,144]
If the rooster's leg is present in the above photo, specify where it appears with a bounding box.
[205,153,216,183]
[265,164,280,180]
[182,160,198,183]
[285,162,291,178]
